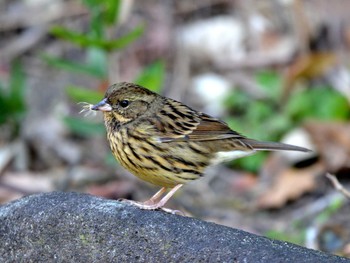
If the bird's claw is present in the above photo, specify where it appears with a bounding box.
[117,198,185,215]
[160,207,185,216]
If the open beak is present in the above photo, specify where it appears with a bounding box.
[91,98,112,112]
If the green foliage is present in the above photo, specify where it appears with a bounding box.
[43,0,143,81]
[49,25,144,51]
[45,0,144,82]
[135,61,165,93]
[82,0,120,25]
[63,60,166,106]
[265,227,305,246]
[286,86,350,121]
[265,197,344,246]
[315,196,344,224]
[0,60,26,136]
[65,86,104,104]
[63,117,105,137]
[42,52,107,78]
[43,0,157,138]
[63,59,166,137]
[225,84,291,171]
[232,152,267,173]
[225,69,350,172]
[255,70,283,100]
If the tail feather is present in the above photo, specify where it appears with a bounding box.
[241,139,311,152]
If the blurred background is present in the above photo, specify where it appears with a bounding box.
[0,0,350,257]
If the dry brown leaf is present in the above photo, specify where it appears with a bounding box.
[1,171,54,201]
[257,163,324,209]
[0,187,23,204]
[229,172,258,193]
[305,121,350,172]
[282,52,337,101]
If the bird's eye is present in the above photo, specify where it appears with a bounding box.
[119,100,129,108]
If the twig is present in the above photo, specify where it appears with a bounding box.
[325,173,350,199]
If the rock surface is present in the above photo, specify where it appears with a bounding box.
[0,192,348,263]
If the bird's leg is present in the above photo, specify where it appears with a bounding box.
[120,184,184,214]
[149,184,183,209]
[117,187,166,206]
[142,187,167,205]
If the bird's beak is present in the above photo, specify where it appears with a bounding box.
[91,98,112,112]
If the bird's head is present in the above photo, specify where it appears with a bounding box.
[92,82,158,125]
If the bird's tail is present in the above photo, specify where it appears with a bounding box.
[242,139,311,152]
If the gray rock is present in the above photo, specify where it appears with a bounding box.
[0,192,348,263]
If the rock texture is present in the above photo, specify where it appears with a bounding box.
[0,192,348,263]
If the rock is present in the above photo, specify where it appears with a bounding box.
[0,192,348,263]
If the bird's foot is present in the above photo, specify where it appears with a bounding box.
[118,198,184,215]
[118,184,184,215]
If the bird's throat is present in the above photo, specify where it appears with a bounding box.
[104,112,133,131]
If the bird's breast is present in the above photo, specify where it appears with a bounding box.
[106,129,213,187]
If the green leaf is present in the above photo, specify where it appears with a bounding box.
[66,85,104,103]
[226,117,244,132]
[246,101,273,124]
[224,90,251,115]
[9,60,26,100]
[135,60,165,92]
[231,152,267,172]
[265,229,305,245]
[82,0,121,25]
[90,14,105,39]
[50,26,90,46]
[86,48,108,77]
[42,54,106,78]
[286,87,350,121]
[50,25,144,51]
[0,95,10,125]
[82,0,101,9]
[315,196,343,224]
[264,114,292,139]
[0,60,26,133]
[104,0,121,25]
[6,60,26,116]
[64,116,105,136]
[102,25,144,51]
[255,70,282,100]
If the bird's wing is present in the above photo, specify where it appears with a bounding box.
[146,114,309,152]
[141,99,246,143]
[136,99,310,153]
[172,113,245,142]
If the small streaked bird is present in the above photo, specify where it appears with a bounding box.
[91,82,310,213]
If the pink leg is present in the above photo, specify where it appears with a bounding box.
[120,184,184,214]
[143,187,167,205]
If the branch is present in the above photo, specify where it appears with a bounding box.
[326,173,350,199]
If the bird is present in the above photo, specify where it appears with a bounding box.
[91,82,310,213]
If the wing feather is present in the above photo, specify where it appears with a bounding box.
[143,101,246,143]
